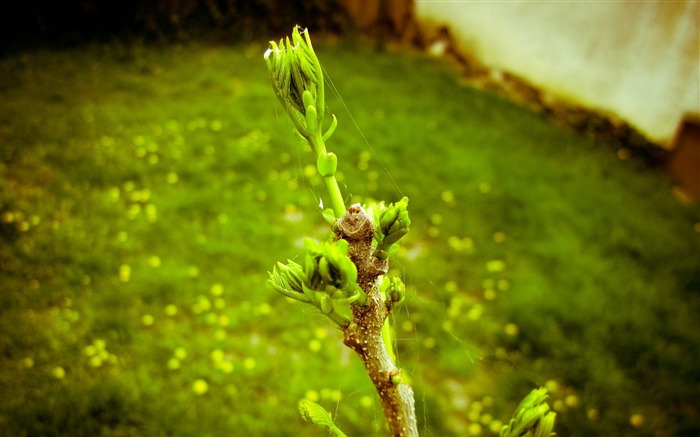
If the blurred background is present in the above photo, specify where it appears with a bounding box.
[1,1,699,436]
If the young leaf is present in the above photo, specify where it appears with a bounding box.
[298,399,348,437]
[500,388,556,437]
[321,208,336,224]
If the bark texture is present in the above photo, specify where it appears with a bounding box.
[336,204,418,437]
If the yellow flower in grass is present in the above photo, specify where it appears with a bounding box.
[192,379,209,395]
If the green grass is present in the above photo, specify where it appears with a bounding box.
[1,40,698,437]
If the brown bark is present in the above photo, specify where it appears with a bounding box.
[336,204,418,437]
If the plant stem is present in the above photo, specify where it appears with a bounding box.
[325,305,351,328]
[310,133,346,218]
[324,175,346,218]
[336,205,418,437]
[344,302,418,437]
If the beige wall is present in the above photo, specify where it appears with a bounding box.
[416,0,699,146]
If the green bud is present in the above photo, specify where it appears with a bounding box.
[318,257,331,283]
[267,261,311,302]
[375,197,410,258]
[319,294,334,314]
[538,411,556,437]
[378,205,399,237]
[303,238,358,295]
[378,197,410,239]
[270,249,354,327]
[335,237,349,252]
[343,283,368,306]
[264,26,326,138]
[516,404,550,434]
[500,388,556,437]
[397,209,411,228]
[386,276,406,305]
[302,90,315,109]
[283,261,305,290]
[305,105,318,134]
[382,228,408,246]
[292,26,322,88]
[317,152,338,177]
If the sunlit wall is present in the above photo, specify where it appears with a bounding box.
[416,0,699,147]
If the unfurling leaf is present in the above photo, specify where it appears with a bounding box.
[303,238,358,294]
[298,399,348,437]
[500,388,556,437]
[267,260,310,302]
[375,197,411,258]
[264,26,326,140]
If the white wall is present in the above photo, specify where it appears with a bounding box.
[416,0,699,146]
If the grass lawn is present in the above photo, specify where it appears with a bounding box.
[1,40,698,437]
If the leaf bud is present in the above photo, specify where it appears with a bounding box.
[376,197,410,250]
[319,294,334,314]
[500,388,556,437]
[316,152,338,177]
[386,276,406,306]
[303,238,358,295]
[267,260,311,302]
[305,105,318,134]
[264,26,325,139]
